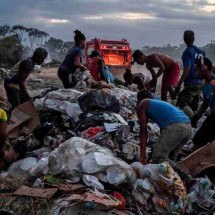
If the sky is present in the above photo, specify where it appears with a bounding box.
[0,0,215,48]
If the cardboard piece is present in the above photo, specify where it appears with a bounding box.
[65,192,122,210]
[15,100,40,133]
[48,183,86,192]
[7,101,40,138]
[13,186,58,198]
[7,110,31,133]
[179,141,215,176]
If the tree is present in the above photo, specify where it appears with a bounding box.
[44,37,74,62]
[0,34,23,67]
[0,25,11,38]
[11,25,28,42]
[26,28,49,52]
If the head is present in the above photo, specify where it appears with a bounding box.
[196,57,213,80]
[123,69,134,85]
[137,89,155,106]
[32,47,48,65]
[90,50,101,58]
[132,50,146,65]
[184,30,195,46]
[74,30,86,48]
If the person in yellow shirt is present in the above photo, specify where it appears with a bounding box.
[0,96,17,169]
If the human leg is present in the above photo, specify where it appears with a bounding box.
[176,85,201,118]
[4,83,21,109]
[161,73,169,101]
[58,68,70,88]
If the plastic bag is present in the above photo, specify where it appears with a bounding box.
[186,177,215,213]
[7,157,36,182]
[131,162,187,214]
[78,90,120,113]
[48,137,136,185]
[131,63,152,83]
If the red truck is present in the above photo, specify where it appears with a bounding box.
[86,38,132,68]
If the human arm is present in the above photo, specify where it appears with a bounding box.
[18,81,30,100]
[175,52,191,94]
[151,55,166,78]
[137,99,149,164]
[146,65,157,90]
[191,101,209,127]
[98,59,107,82]
[146,64,157,79]
[74,55,88,71]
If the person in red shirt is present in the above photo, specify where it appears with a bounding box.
[86,50,106,82]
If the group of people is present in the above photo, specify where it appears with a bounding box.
[0,29,214,184]
[132,30,215,184]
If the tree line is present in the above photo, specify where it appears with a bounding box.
[0,24,74,67]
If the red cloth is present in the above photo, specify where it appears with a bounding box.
[87,57,100,81]
[161,62,180,99]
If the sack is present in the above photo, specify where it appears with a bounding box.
[78,90,120,113]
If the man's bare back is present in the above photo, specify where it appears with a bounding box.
[146,53,175,70]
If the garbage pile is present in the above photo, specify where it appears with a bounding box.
[0,84,215,215]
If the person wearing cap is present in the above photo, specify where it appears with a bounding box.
[191,57,215,148]
[58,30,88,88]
[132,50,180,101]
[175,30,205,118]
[0,96,17,169]
[4,47,48,108]
[136,90,193,184]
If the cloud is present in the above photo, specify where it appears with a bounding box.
[0,0,215,48]
[36,18,70,24]
[85,12,156,21]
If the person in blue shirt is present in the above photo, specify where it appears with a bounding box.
[58,30,88,88]
[191,57,215,148]
[137,90,193,184]
[136,90,191,165]
[175,30,205,118]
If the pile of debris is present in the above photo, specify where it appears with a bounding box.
[0,80,215,214]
